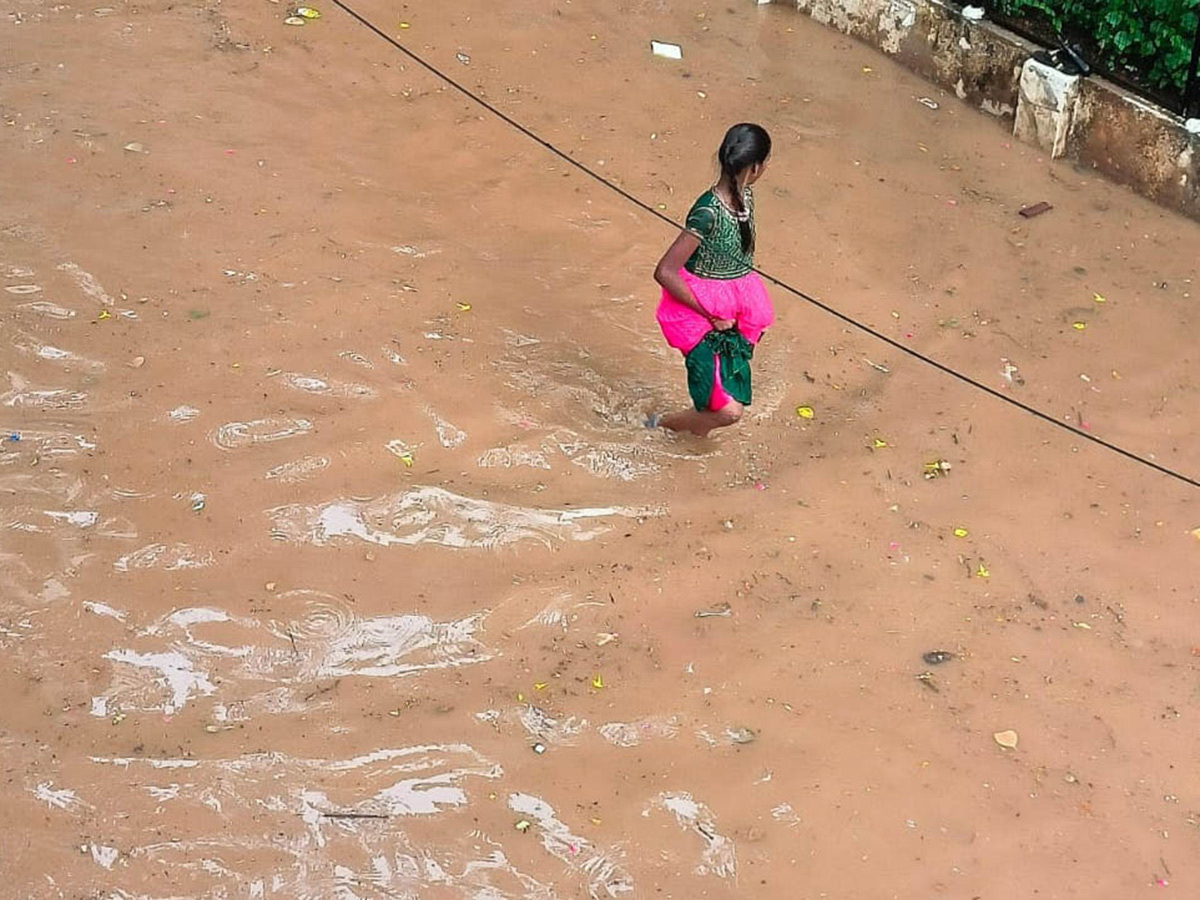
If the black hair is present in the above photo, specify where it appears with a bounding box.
[717,123,771,254]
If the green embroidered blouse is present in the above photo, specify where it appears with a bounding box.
[683,187,756,280]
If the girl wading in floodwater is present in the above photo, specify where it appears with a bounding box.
[652,123,774,437]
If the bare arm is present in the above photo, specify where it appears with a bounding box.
[653,232,735,331]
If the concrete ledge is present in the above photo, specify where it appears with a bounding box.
[767,0,1200,221]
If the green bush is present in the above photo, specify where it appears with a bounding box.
[995,0,1199,98]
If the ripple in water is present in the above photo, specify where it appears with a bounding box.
[210,416,313,450]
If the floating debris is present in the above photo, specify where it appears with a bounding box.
[993,729,1019,749]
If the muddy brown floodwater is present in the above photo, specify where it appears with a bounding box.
[2,0,1199,897]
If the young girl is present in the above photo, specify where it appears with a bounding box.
[652,123,774,437]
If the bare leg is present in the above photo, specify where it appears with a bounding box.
[659,400,743,437]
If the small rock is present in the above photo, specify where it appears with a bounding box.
[993,729,1019,749]
[123,142,147,153]
[128,355,146,368]
[265,581,277,593]
[922,650,954,665]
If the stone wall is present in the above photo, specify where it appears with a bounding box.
[766,0,1200,222]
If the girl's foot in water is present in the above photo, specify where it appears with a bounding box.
[658,400,743,437]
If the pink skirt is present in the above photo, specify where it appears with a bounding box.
[656,269,774,410]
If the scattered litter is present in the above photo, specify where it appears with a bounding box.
[993,729,1019,749]
[455,51,471,65]
[7,433,19,442]
[283,16,305,25]
[515,819,531,833]
[650,40,682,60]
[189,493,206,513]
[871,438,888,450]
[97,309,112,320]
[694,602,732,619]
[385,440,416,467]
[399,21,410,29]
[1073,621,1092,630]
[1093,292,1106,303]
[953,527,969,538]
[863,358,890,373]
[129,356,145,369]
[917,97,939,110]
[862,66,872,73]
[295,6,320,17]
[923,459,951,479]
[1001,359,1024,386]
[976,563,990,579]
[1018,201,1052,218]
[916,672,938,692]
[796,405,814,419]
[123,142,148,154]
[1072,321,1087,330]
[591,674,604,690]
[595,632,619,646]
[1190,527,1200,542]
[455,301,472,311]
[922,650,955,665]
[532,742,547,755]
[962,5,984,20]
[1185,118,1200,135]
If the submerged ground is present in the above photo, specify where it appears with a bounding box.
[2,0,1198,897]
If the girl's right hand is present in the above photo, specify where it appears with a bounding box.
[711,318,737,332]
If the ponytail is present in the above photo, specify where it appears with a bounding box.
[717,123,771,255]
[721,161,755,255]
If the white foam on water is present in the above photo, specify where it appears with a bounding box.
[266,485,661,550]
[167,405,200,423]
[655,792,737,880]
[44,510,98,528]
[33,782,87,810]
[0,424,96,457]
[11,335,106,373]
[88,844,119,869]
[771,802,801,826]
[113,543,213,572]
[516,589,604,631]
[508,792,633,898]
[426,408,467,449]
[280,372,376,399]
[210,416,312,450]
[1,372,86,409]
[313,612,492,678]
[16,300,75,319]
[381,346,406,365]
[598,716,681,749]
[91,756,199,769]
[517,705,588,746]
[93,596,496,717]
[57,261,114,305]
[146,784,181,801]
[569,446,659,481]
[83,600,128,620]
[477,445,551,470]
[391,244,440,258]
[103,648,216,714]
[264,454,329,484]
[1,265,35,278]
[338,350,373,369]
